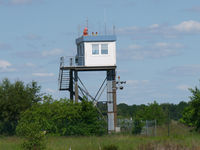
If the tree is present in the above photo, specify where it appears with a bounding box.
[160,101,189,121]
[134,101,166,125]
[0,78,42,135]
[117,103,131,118]
[132,117,144,135]
[180,85,200,131]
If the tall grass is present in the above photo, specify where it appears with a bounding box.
[0,135,200,150]
[0,122,199,150]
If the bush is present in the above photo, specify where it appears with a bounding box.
[132,118,144,135]
[16,97,106,136]
[180,85,200,131]
[103,144,118,150]
[134,101,166,125]
[17,122,46,150]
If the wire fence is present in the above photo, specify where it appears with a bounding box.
[117,119,157,136]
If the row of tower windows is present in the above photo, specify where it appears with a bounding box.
[92,44,108,55]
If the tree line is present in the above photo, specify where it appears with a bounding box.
[117,101,189,124]
[0,78,200,137]
[0,78,106,136]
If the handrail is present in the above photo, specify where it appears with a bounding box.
[60,56,84,67]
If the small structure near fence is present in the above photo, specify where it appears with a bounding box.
[117,119,157,136]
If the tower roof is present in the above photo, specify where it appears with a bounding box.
[76,35,116,45]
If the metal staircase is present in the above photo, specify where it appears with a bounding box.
[59,69,70,90]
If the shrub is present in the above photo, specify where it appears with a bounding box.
[16,97,106,136]
[103,144,118,150]
[134,101,166,125]
[17,122,46,150]
[180,85,200,131]
[132,118,144,135]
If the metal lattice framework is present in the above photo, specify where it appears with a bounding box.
[58,57,117,132]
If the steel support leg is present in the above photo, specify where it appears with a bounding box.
[75,71,78,103]
[69,69,73,101]
[107,69,117,133]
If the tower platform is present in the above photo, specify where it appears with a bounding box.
[61,65,116,71]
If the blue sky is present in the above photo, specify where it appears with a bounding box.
[0,0,200,105]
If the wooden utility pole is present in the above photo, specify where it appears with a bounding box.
[113,72,117,130]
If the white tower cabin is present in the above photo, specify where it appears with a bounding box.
[76,30,116,67]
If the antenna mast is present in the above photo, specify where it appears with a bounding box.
[104,9,107,35]
[86,17,88,28]
[113,25,116,35]
[78,24,81,36]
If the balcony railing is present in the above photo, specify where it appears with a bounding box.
[60,56,84,68]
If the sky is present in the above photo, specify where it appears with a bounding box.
[0,0,200,105]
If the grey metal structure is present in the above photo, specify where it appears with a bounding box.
[107,70,117,131]
[58,57,117,133]
[58,33,118,133]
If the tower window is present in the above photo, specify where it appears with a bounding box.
[92,44,99,55]
[101,44,108,54]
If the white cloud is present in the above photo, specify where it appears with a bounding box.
[11,0,32,5]
[154,42,169,48]
[0,60,11,69]
[177,85,191,91]
[128,44,142,49]
[32,73,54,77]
[117,20,200,40]
[0,60,16,72]
[149,24,160,29]
[0,0,41,5]
[154,42,183,49]
[173,20,200,33]
[24,34,41,40]
[117,24,169,38]
[127,80,149,86]
[127,80,139,85]
[42,48,64,57]
[185,6,200,13]
[25,62,36,67]
[167,65,200,76]
[45,88,56,93]
[122,42,183,60]
[117,26,138,35]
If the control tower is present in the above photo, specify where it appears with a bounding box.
[58,27,117,132]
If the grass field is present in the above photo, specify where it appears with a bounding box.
[0,122,200,150]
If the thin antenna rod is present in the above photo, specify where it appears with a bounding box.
[78,24,81,36]
[113,25,116,35]
[86,17,89,34]
[104,9,107,35]
[86,17,88,28]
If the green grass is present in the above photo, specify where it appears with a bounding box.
[0,122,200,150]
[0,134,200,150]
[0,136,21,150]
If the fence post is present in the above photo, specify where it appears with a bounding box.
[154,120,157,136]
[146,120,148,136]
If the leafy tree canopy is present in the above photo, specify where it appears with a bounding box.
[134,101,167,125]
[180,85,200,131]
[0,78,42,135]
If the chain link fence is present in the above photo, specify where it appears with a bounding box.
[117,119,157,136]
